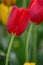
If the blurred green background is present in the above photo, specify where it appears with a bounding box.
[0,0,43,65]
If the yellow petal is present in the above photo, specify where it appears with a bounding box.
[1,3,12,25]
[24,62,31,65]
[24,62,36,65]
[30,63,36,65]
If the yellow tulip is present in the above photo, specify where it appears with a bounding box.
[24,62,36,65]
[0,3,12,25]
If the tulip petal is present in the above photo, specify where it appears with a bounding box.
[16,9,29,35]
[7,6,18,33]
[28,0,43,24]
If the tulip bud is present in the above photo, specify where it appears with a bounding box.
[28,0,43,24]
[7,6,29,36]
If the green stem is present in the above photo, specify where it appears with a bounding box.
[32,25,37,62]
[5,35,15,65]
[22,0,27,8]
[26,24,33,62]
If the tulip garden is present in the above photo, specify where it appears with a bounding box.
[0,0,43,65]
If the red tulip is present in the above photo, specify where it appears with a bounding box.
[7,6,29,36]
[28,0,43,24]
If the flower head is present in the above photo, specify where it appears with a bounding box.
[28,0,43,24]
[24,62,36,65]
[7,6,29,36]
[0,3,12,25]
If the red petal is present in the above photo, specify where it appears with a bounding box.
[13,8,24,33]
[37,0,43,6]
[28,0,43,24]
[16,9,29,36]
[7,6,18,33]
[28,0,35,8]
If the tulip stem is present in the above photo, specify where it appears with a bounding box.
[26,23,33,62]
[32,25,37,62]
[5,34,15,65]
[22,0,27,8]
